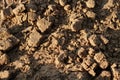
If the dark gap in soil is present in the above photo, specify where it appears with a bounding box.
[9,70,20,80]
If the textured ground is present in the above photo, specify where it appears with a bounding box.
[0,0,120,80]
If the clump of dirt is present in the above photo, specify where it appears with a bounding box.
[0,0,120,80]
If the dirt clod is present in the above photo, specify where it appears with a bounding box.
[0,28,19,51]
[27,29,42,47]
[0,0,120,80]
[86,0,95,8]
[0,70,9,79]
[36,18,52,33]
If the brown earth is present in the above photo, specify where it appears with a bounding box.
[0,0,120,80]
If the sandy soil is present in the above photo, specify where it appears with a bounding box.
[0,0,120,80]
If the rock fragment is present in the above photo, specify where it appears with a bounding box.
[111,63,120,80]
[64,4,71,11]
[0,28,19,51]
[27,29,42,47]
[100,35,109,44]
[94,52,108,69]
[81,55,97,76]
[36,18,52,32]
[0,70,9,79]
[0,51,8,66]
[27,12,37,24]
[13,3,25,15]
[86,0,95,8]
[88,34,100,47]
[86,11,96,19]
[59,0,67,6]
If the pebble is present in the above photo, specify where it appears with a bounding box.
[86,11,96,19]
[59,0,67,6]
[86,0,95,8]
[0,70,9,79]
[0,52,8,66]
[64,4,71,11]
[36,18,52,32]
[28,29,42,47]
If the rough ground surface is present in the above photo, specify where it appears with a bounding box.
[0,0,120,80]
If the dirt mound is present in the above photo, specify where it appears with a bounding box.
[0,0,120,80]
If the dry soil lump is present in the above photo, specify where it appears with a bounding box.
[36,18,52,33]
[94,52,109,69]
[27,29,42,47]
[0,51,8,66]
[0,28,19,51]
[86,0,95,8]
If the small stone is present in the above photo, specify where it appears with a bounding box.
[0,28,19,51]
[28,29,42,47]
[94,52,108,69]
[36,18,52,32]
[28,12,37,23]
[100,59,108,69]
[111,63,120,80]
[100,35,109,44]
[86,0,95,8]
[96,71,111,80]
[71,19,83,31]
[88,34,100,47]
[13,3,25,15]
[94,52,105,63]
[86,11,96,19]
[0,52,8,66]
[64,4,71,11]
[0,70,9,79]
[59,0,67,6]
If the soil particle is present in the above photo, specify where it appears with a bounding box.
[86,10,96,19]
[27,12,37,24]
[0,51,8,66]
[94,52,108,69]
[64,4,71,11]
[86,0,95,8]
[111,63,120,80]
[27,29,42,47]
[0,28,19,51]
[0,70,9,79]
[0,0,120,80]
[36,18,52,33]
[81,55,97,76]
[88,34,100,47]
[100,35,109,44]
[59,0,67,6]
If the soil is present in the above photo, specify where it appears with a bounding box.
[0,0,120,80]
